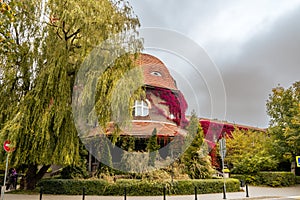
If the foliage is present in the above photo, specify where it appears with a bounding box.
[37,178,240,195]
[148,88,188,127]
[224,129,277,174]
[181,112,214,179]
[93,137,113,177]
[119,151,149,173]
[146,128,160,167]
[61,141,89,179]
[0,0,142,189]
[258,171,296,187]
[120,136,136,152]
[0,174,4,185]
[61,165,88,179]
[266,81,300,172]
[231,172,297,187]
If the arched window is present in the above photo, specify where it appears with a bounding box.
[133,100,149,117]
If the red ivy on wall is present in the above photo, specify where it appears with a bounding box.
[146,87,188,127]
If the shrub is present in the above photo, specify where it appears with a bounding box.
[60,165,88,179]
[258,172,295,187]
[37,178,240,195]
[230,174,260,185]
[0,174,4,186]
[231,172,297,187]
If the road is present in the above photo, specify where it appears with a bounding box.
[1,185,300,200]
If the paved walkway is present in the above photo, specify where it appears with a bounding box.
[1,185,300,200]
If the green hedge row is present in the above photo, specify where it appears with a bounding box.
[231,172,299,187]
[37,178,240,195]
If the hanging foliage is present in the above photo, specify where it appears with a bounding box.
[0,0,142,190]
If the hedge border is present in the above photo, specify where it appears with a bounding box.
[231,172,298,187]
[37,178,240,195]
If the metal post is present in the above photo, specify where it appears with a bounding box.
[222,159,226,199]
[246,184,249,197]
[39,186,43,200]
[82,187,85,200]
[163,186,166,200]
[194,186,197,200]
[124,187,127,200]
[223,185,226,199]
[1,154,9,200]
[220,136,227,200]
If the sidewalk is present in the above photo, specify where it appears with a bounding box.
[2,185,300,200]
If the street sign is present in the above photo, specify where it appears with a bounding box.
[3,140,15,152]
[1,141,14,200]
[297,156,300,167]
[219,138,226,159]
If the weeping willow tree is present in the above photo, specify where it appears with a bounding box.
[0,0,142,190]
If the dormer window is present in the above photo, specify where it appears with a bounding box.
[133,100,149,117]
[151,71,162,77]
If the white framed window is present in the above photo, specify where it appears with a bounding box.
[169,114,175,119]
[133,100,149,117]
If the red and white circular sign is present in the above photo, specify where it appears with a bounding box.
[3,140,15,152]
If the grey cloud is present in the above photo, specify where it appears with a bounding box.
[129,1,300,128]
[220,6,300,127]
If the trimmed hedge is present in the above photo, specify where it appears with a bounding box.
[37,178,240,195]
[231,172,298,187]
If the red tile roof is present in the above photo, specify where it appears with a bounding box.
[135,54,178,90]
[105,120,187,137]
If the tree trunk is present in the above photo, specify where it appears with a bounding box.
[291,161,296,175]
[24,164,51,190]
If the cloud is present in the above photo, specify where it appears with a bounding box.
[128,0,300,127]
[220,5,300,127]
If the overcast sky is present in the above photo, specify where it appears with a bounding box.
[127,0,300,128]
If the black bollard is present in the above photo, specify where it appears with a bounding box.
[194,186,197,200]
[223,185,226,199]
[246,184,249,197]
[82,187,85,200]
[124,187,127,200]
[163,186,166,200]
[39,186,43,200]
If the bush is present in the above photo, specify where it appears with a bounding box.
[0,174,4,186]
[231,172,297,187]
[258,172,295,187]
[296,176,300,184]
[37,178,240,195]
[60,165,88,179]
[230,174,260,185]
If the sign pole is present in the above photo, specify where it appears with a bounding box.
[1,153,9,200]
[1,140,15,200]
[219,135,227,199]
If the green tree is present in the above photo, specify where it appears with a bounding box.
[94,136,113,177]
[60,140,89,179]
[146,128,160,167]
[224,129,277,174]
[181,112,214,179]
[266,81,300,174]
[0,0,141,190]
